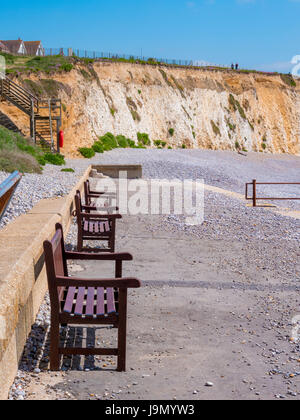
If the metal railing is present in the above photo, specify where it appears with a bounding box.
[245,180,300,207]
[0,77,39,114]
[44,47,230,70]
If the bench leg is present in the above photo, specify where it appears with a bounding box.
[77,230,83,252]
[109,235,115,253]
[50,321,60,371]
[109,220,116,253]
[117,289,127,372]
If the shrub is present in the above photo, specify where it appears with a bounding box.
[229,94,246,120]
[131,110,141,122]
[0,52,16,65]
[137,132,151,146]
[0,149,42,173]
[92,134,137,153]
[168,146,172,149]
[98,132,118,150]
[154,140,161,147]
[37,155,47,166]
[262,142,267,150]
[92,142,104,153]
[248,120,254,131]
[43,153,66,166]
[116,135,129,148]
[78,147,95,158]
[61,168,75,173]
[61,63,73,72]
[0,126,45,173]
[280,74,296,88]
[229,94,237,110]
[168,128,175,137]
[128,139,136,148]
[235,141,240,150]
[161,141,167,148]
[182,144,186,149]
[211,121,221,136]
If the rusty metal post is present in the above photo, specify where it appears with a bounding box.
[253,179,257,207]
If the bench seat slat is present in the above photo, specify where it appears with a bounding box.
[74,287,86,315]
[94,222,99,234]
[64,287,76,313]
[106,288,116,314]
[89,222,94,233]
[85,287,95,317]
[96,287,105,316]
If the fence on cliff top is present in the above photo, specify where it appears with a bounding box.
[44,47,231,70]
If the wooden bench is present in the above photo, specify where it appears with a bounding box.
[75,190,121,252]
[0,170,22,222]
[84,179,116,208]
[43,223,141,371]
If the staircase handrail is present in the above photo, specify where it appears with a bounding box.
[2,75,39,104]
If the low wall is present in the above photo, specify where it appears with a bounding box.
[0,165,91,400]
[91,165,142,179]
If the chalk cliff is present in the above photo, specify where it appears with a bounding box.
[1,62,299,157]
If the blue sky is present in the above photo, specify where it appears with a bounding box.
[1,0,299,72]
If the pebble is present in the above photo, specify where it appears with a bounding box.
[205,382,214,387]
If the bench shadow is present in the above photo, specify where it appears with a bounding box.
[18,324,116,373]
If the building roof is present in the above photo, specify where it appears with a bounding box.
[0,41,9,52]
[0,40,25,54]
[24,41,42,55]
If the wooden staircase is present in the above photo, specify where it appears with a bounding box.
[0,111,24,135]
[0,76,62,152]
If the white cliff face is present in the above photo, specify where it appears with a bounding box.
[2,62,300,157]
[70,62,299,157]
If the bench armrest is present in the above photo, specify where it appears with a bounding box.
[65,251,133,261]
[82,205,119,212]
[88,192,105,197]
[56,276,141,288]
[89,191,116,196]
[80,213,122,220]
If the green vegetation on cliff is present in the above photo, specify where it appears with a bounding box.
[0,126,65,173]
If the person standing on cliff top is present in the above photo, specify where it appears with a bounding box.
[235,63,239,70]
[231,63,234,70]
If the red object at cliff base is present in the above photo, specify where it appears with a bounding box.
[59,130,64,148]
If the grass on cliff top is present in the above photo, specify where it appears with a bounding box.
[2,52,298,82]
[0,126,65,173]
[1,53,74,75]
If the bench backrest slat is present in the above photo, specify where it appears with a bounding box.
[51,230,65,277]
[44,224,68,308]
[84,180,90,205]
